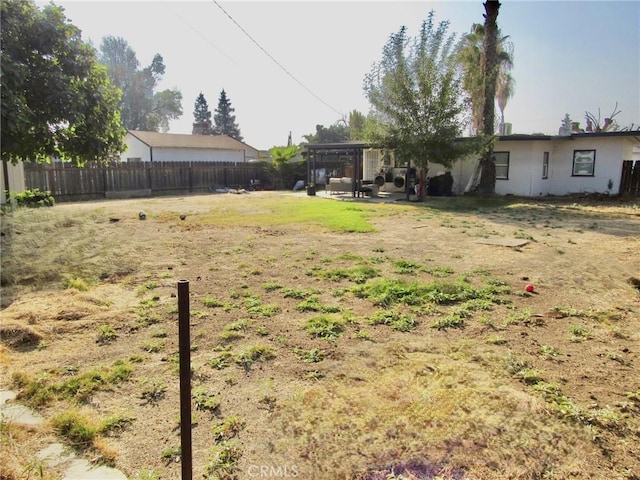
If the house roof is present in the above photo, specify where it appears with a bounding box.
[127,130,258,152]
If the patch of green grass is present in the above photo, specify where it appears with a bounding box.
[540,345,560,358]
[244,296,281,317]
[64,277,91,292]
[295,295,342,313]
[209,351,233,370]
[224,319,250,331]
[393,260,421,274]
[202,296,224,308]
[353,329,373,341]
[255,325,269,336]
[234,345,276,369]
[218,330,244,342]
[282,287,321,299]
[314,265,379,284]
[141,338,165,353]
[430,312,466,330]
[368,310,417,332]
[193,388,221,413]
[304,315,346,340]
[161,446,181,463]
[96,324,117,345]
[139,378,167,405]
[12,360,132,406]
[353,277,504,310]
[201,197,378,232]
[486,334,507,345]
[569,323,592,342]
[212,416,246,442]
[262,281,282,292]
[422,265,455,277]
[136,280,160,295]
[295,347,325,363]
[204,442,242,480]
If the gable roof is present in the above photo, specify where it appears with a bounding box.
[127,130,257,152]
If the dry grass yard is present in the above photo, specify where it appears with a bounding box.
[1,191,639,480]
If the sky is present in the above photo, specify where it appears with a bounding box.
[41,0,640,151]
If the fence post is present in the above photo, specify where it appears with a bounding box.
[177,280,192,480]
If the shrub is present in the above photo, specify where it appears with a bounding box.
[8,188,55,207]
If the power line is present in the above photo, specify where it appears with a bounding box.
[211,0,344,118]
[162,4,236,65]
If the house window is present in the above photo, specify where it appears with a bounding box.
[494,152,509,179]
[542,152,549,179]
[572,150,595,176]
[127,157,142,163]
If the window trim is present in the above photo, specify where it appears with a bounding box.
[572,149,596,177]
[542,151,549,179]
[493,151,510,180]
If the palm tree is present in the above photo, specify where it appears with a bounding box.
[496,70,516,133]
[478,0,501,195]
[457,19,514,135]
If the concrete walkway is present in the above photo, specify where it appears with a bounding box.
[1,390,127,480]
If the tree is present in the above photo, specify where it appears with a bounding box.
[477,0,501,195]
[302,123,350,144]
[457,22,514,135]
[496,69,515,133]
[192,92,212,135]
[265,145,304,189]
[363,10,482,199]
[99,36,183,132]
[213,89,243,141]
[1,0,126,165]
[348,110,367,140]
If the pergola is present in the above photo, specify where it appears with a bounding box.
[305,141,369,197]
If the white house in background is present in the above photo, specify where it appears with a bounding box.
[430,131,640,196]
[121,130,260,163]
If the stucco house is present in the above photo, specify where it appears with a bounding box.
[306,131,640,197]
[453,131,640,197]
[121,130,260,163]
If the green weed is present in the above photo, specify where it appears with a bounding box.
[569,323,592,342]
[212,416,246,442]
[96,324,117,344]
[368,310,417,332]
[193,389,221,413]
[204,442,242,480]
[305,315,346,340]
[234,345,275,369]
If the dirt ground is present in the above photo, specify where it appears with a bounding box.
[1,191,639,480]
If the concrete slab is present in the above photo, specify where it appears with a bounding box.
[475,238,530,247]
[0,403,45,426]
[38,443,76,467]
[0,390,17,405]
[64,459,128,480]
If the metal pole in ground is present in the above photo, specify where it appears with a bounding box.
[177,280,192,480]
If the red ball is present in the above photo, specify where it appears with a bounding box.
[525,284,535,293]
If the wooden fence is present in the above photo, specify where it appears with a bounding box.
[620,160,640,197]
[24,161,269,202]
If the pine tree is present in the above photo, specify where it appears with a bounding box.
[192,92,212,135]
[213,89,243,141]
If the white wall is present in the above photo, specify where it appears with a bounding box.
[121,134,151,162]
[549,137,623,195]
[151,148,245,163]
[494,140,554,197]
